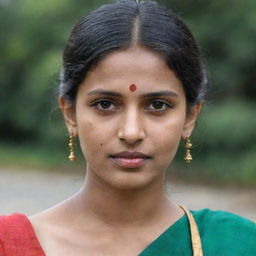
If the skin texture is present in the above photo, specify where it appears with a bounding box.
[29,45,201,256]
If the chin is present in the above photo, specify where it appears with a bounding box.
[106,172,160,191]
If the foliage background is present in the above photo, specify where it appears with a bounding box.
[0,0,255,185]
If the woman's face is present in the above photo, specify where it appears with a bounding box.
[61,45,200,190]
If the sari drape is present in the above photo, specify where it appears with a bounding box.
[139,209,256,256]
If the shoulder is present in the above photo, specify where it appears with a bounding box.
[191,209,256,254]
[0,213,28,238]
[191,208,255,228]
[0,213,44,256]
[0,214,26,255]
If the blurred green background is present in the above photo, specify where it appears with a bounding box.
[0,0,255,186]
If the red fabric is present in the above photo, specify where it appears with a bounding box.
[0,214,45,256]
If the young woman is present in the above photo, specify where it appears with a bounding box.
[0,0,255,255]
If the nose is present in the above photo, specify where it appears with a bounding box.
[118,107,146,145]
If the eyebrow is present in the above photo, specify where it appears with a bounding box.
[87,89,179,98]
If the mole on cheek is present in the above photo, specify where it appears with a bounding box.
[100,143,103,146]
[129,84,137,92]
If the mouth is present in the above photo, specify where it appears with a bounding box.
[109,151,152,169]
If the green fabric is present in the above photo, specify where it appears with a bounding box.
[139,209,256,256]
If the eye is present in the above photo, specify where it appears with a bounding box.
[146,100,172,112]
[91,99,118,112]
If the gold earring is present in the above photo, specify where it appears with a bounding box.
[68,133,76,162]
[184,137,192,163]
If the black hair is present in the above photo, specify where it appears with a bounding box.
[59,0,207,107]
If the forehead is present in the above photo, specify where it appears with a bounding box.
[97,46,165,74]
[80,45,184,94]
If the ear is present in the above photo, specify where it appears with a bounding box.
[182,102,202,139]
[59,97,78,136]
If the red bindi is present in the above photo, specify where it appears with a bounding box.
[129,84,137,92]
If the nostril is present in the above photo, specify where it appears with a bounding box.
[118,130,145,145]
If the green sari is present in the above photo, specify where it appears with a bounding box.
[139,208,256,256]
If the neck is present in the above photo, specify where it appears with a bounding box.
[69,170,181,228]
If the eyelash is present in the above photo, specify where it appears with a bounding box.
[90,98,173,113]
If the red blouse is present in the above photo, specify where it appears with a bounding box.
[0,214,45,256]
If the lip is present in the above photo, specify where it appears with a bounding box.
[110,151,151,169]
[111,151,150,158]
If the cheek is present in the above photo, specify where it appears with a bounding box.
[79,124,103,152]
[76,115,115,160]
[149,114,185,161]
[156,124,182,151]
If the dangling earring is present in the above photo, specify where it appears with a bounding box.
[68,132,76,162]
[184,137,192,163]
